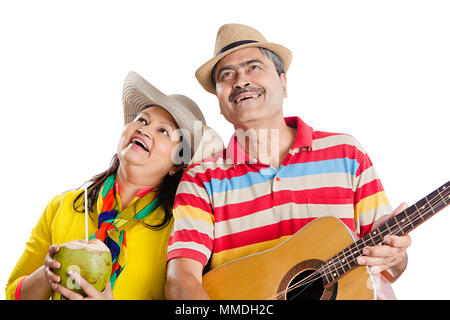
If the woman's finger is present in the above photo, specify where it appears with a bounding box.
[48,245,60,258]
[101,280,114,300]
[44,256,61,270]
[45,245,61,269]
[52,283,83,300]
[67,270,99,298]
[45,266,60,283]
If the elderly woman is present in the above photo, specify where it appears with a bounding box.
[6,71,212,300]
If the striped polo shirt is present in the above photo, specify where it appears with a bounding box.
[167,116,392,270]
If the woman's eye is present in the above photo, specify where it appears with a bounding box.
[159,128,169,136]
[137,117,147,125]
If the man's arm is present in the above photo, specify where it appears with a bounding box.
[165,257,210,300]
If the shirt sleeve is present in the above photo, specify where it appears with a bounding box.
[5,195,61,300]
[353,147,392,238]
[166,165,215,268]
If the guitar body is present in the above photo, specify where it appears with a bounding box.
[202,216,376,300]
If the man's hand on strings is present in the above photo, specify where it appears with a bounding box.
[356,202,412,280]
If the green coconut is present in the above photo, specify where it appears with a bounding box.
[53,239,112,297]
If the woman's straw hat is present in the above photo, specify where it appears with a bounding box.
[122,71,222,164]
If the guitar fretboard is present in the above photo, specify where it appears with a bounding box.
[319,181,449,287]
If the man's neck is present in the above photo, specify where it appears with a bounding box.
[235,116,296,169]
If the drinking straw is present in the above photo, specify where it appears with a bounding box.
[84,187,88,241]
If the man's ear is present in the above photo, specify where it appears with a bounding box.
[281,73,288,98]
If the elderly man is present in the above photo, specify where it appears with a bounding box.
[165,23,411,300]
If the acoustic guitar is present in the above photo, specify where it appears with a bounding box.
[202,181,449,300]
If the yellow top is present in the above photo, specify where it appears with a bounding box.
[5,189,173,300]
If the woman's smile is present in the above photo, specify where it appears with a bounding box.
[130,136,150,152]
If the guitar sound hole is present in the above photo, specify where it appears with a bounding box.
[286,269,324,300]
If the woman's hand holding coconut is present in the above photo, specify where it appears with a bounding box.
[52,270,114,300]
[44,244,114,300]
[49,239,114,299]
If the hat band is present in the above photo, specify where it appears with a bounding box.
[216,40,258,56]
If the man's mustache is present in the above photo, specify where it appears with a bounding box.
[229,86,265,102]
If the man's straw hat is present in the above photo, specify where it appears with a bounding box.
[195,23,292,94]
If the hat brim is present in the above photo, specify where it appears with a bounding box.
[195,42,292,94]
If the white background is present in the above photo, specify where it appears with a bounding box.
[0,0,448,300]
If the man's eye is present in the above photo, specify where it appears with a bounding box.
[249,65,260,71]
[220,71,233,80]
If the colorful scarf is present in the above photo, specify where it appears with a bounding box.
[89,174,161,289]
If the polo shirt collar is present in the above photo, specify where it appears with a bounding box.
[225,116,313,165]
[285,116,313,151]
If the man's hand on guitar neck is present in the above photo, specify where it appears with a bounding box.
[356,202,412,282]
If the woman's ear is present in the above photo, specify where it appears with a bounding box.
[169,164,185,176]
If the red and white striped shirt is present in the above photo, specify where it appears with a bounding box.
[167,117,392,270]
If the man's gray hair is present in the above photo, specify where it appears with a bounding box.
[259,48,285,76]
[211,47,286,90]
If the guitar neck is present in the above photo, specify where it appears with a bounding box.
[320,181,450,287]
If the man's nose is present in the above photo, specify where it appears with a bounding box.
[233,72,251,89]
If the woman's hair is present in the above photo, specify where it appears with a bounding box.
[73,151,185,230]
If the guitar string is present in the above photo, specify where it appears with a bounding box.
[266,188,449,300]
[280,271,320,300]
